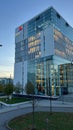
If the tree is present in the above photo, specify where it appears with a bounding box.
[25,81,35,94]
[14,82,22,94]
[0,83,4,93]
[4,83,14,98]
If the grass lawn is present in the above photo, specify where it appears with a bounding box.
[8,112,73,130]
[0,97,30,104]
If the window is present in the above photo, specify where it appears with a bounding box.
[65,22,69,27]
[36,16,40,21]
[56,13,60,19]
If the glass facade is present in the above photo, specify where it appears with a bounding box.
[28,33,41,60]
[27,56,54,95]
[27,57,73,96]
[15,39,28,63]
[54,28,73,61]
[14,6,73,95]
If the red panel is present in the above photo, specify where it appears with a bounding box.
[18,26,23,31]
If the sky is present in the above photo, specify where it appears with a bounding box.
[0,0,73,79]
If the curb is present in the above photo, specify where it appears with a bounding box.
[6,124,13,130]
[0,101,32,114]
[0,100,32,107]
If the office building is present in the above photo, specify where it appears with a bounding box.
[14,7,73,96]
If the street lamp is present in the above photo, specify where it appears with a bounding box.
[0,44,2,47]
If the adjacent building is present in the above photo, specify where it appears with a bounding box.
[14,7,73,96]
[0,77,13,85]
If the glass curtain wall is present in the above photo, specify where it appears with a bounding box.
[27,56,61,96]
[27,58,73,96]
[54,27,73,95]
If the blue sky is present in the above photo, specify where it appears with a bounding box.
[0,0,73,78]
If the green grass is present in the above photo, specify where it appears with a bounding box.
[0,97,30,104]
[8,112,73,130]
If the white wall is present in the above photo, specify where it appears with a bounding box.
[23,61,27,86]
[14,61,27,88]
[41,25,54,58]
[14,62,22,85]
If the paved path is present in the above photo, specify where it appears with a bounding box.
[0,106,33,130]
[1,100,73,130]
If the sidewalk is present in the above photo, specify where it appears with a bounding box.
[39,100,73,107]
[0,99,73,114]
[0,101,32,114]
